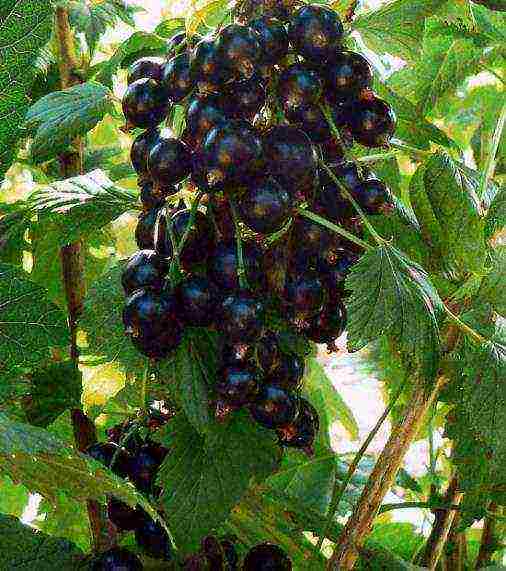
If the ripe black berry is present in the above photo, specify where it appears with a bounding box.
[127,444,166,493]
[288,4,344,63]
[251,385,300,429]
[121,250,167,296]
[226,76,266,120]
[191,38,229,92]
[345,96,396,147]
[250,16,289,66]
[122,78,168,129]
[219,291,265,343]
[321,160,362,192]
[135,207,161,249]
[148,135,192,187]
[318,247,358,297]
[123,288,180,339]
[278,63,323,117]
[131,128,161,180]
[217,24,261,80]
[139,181,176,211]
[107,497,143,531]
[284,270,327,318]
[277,398,319,453]
[264,126,318,198]
[303,300,347,348]
[85,442,131,478]
[292,216,333,259]
[239,176,291,235]
[127,57,165,84]
[286,104,332,144]
[324,51,373,102]
[92,547,143,571]
[217,366,261,406]
[208,241,264,291]
[267,352,304,390]
[176,275,218,326]
[161,53,195,102]
[135,516,173,560]
[186,94,230,147]
[352,178,392,214]
[132,328,183,360]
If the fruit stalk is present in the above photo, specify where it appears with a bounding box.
[228,196,249,289]
[55,6,114,553]
[327,375,445,570]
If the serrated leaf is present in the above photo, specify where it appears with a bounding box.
[155,17,185,38]
[345,244,442,376]
[353,0,448,61]
[0,201,31,265]
[24,82,113,163]
[0,0,53,183]
[0,514,84,570]
[485,186,506,240]
[158,413,280,553]
[479,248,506,315]
[0,263,69,375]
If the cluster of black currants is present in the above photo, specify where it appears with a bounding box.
[86,408,174,569]
[121,5,396,457]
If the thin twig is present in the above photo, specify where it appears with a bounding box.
[378,501,462,515]
[228,196,249,290]
[443,305,486,345]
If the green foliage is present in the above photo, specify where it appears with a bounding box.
[478,247,506,314]
[485,186,506,240]
[0,0,53,183]
[368,522,425,561]
[24,83,114,163]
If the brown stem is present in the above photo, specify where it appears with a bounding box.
[54,7,114,553]
[476,502,499,569]
[327,375,446,570]
[420,476,464,570]
[444,505,466,571]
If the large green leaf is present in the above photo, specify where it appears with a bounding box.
[0,0,53,183]
[158,413,280,553]
[478,247,506,315]
[0,264,69,375]
[485,186,506,240]
[24,83,114,163]
[345,244,443,376]
[0,514,85,570]
[368,522,425,562]
[0,476,30,518]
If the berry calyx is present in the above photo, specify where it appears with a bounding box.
[250,385,300,429]
[276,398,319,455]
[219,291,265,343]
[121,250,168,296]
[226,76,266,120]
[139,181,176,212]
[162,52,195,102]
[122,78,168,129]
[127,57,165,84]
[92,547,143,571]
[217,366,261,407]
[148,135,192,187]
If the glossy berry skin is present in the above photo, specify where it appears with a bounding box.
[278,63,323,117]
[292,215,333,259]
[107,497,143,531]
[284,271,327,318]
[286,104,332,144]
[288,4,344,63]
[345,97,396,147]
[220,291,265,343]
[217,366,261,406]
[135,207,161,250]
[139,181,176,211]
[191,38,229,92]
[318,247,358,295]
[226,76,266,120]
[127,444,166,493]
[161,52,194,102]
[92,547,143,571]
[264,126,318,198]
[176,276,218,327]
[121,250,167,296]
[304,300,347,346]
[132,328,183,360]
[122,78,168,129]
[123,288,180,339]
[250,385,299,429]
[313,182,352,224]
[135,517,173,560]
[268,353,305,390]
[250,16,289,66]
[127,57,165,84]
[194,120,264,191]
[352,178,391,214]
[85,443,131,478]
[239,176,291,235]
[148,136,192,187]
[208,241,264,291]
[321,160,362,192]
[217,24,261,80]
[277,398,319,452]
[131,128,161,180]
[324,51,373,102]
[185,94,230,147]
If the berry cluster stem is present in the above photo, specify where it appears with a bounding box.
[177,191,205,256]
[228,196,249,290]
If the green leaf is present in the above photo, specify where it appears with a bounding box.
[0,201,31,265]
[155,17,185,38]
[0,476,30,518]
[345,244,442,376]
[368,522,425,562]
[30,169,137,244]
[0,514,84,570]
[186,0,230,36]
[478,247,506,315]
[0,263,69,375]
[485,186,506,239]
[0,0,53,183]
[158,413,280,553]
[24,82,114,163]
[353,0,448,62]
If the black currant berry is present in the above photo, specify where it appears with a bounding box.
[176,275,218,327]
[85,442,131,478]
[239,176,291,235]
[284,270,327,318]
[208,241,264,291]
[292,216,333,259]
[321,160,362,192]
[191,38,229,92]
[286,104,332,144]
[193,120,264,190]
[122,78,168,129]
[161,53,195,102]
[139,181,176,211]
[345,96,396,147]
[123,288,180,339]
[127,444,166,493]
[320,136,346,164]
[226,76,266,120]
[267,352,305,390]
[278,63,322,116]
[352,178,392,214]
[277,398,319,453]
[92,547,143,571]
[313,183,352,224]
[132,328,183,360]
[217,366,261,406]
[186,94,230,147]
[217,24,261,80]
[135,207,161,249]
[127,57,165,84]
[264,126,318,199]
[121,250,168,296]
[250,16,289,66]
[324,51,373,102]
[107,497,143,531]
[219,291,265,343]
[288,4,344,63]
[318,247,358,295]
[148,135,192,187]
[131,128,161,180]
[135,517,173,560]
[303,300,347,348]
[251,385,300,429]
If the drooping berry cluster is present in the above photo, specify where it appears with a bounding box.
[121,5,397,457]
